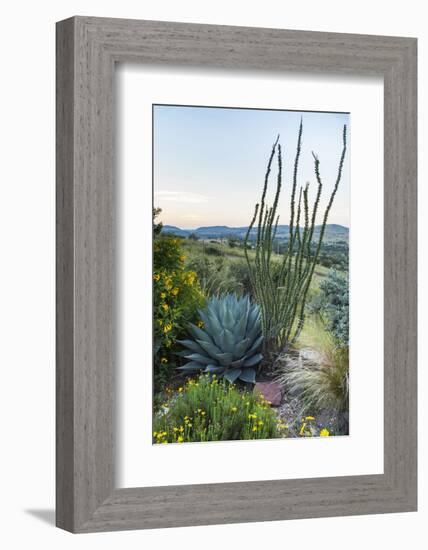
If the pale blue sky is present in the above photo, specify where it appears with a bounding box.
[153,105,350,229]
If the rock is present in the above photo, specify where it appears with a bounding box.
[254,381,284,407]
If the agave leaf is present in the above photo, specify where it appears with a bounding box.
[243,353,263,367]
[223,307,235,331]
[235,311,249,342]
[238,368,256,384]
[230,356,246,368]
[223,368,242,383]
[176,361,204,371]
[215,352,234,367]
[219,328,236,353]
[184,353,214,365]
[197,338,223,359]
[176,339,205,355]
[246,305,260,331]
[205,311,224,347]
[244,334,263,357]
[198,310,213,330]
[209,296,221,319]
[247,318,262,341]
[189,323,214,343]
[233,337,251,358]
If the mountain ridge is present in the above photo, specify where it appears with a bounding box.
[161,223,348,242]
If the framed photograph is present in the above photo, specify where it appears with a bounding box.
[56,16,417,532]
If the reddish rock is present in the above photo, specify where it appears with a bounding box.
[254,381,283,407]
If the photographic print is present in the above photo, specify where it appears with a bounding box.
[152,105,349,444]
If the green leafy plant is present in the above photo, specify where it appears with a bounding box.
[153,230,204,390]
[177,293,263,384]
[153,375,282,443]
[244,121,347,355]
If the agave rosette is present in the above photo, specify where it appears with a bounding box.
[177,293,263,384]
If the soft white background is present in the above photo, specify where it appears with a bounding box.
[118,67,384,487]
[0,1,424,548]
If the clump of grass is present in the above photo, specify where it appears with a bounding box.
[276,317,349,416]
[153,375,285,443]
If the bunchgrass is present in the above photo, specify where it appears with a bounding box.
[276,317,349,415]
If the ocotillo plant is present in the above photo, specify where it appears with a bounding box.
[244,121,347,356]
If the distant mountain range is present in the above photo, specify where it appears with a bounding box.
[161,224,348,242]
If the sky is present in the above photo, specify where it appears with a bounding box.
[153,105,350,229]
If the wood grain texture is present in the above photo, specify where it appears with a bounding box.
[56,16,417,533]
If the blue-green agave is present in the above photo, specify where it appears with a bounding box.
[177,293,263,384]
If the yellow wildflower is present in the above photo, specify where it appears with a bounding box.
[320,428,330,437]
[231,406,237,413]
[178,387,183,393]
[305,416,315,421]
[163,323,172,333]
[153,273,160,281]
[197,320,204,328]
[299,422,307,436]
[177,436,184,443]
[171,287,179,296]
[180,255,186,262]
[160,357,168,364]
[162,303,169,311]
[252,426,257,432]
[160,292,166,299]
[186,271,196,285]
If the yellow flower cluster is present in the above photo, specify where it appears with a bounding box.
[163,323,172,333]
[153,430,168,444]
[297,416,331,438]
[185,271,196,286]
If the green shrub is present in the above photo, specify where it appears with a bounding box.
[309,269,349,347]
[185,255,243,297]
[227,259,253,297]
[178,293,263,384]
[153,375,282,443]
[153,234,204,389]
[204,244,223,256]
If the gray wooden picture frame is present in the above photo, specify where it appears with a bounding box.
[56,16,417,533]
